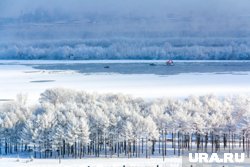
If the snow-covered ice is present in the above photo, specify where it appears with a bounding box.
[0,60,250,103]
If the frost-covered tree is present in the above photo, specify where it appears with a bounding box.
[1,88,250,158]
[0,94,32,154]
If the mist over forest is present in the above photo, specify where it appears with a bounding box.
[1,0,250,60]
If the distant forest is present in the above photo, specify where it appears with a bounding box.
[1,38,250,60]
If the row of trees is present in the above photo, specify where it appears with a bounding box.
[0,88,250,159]
[1,38,250,60]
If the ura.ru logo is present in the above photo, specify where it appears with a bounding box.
[189,153,245,163]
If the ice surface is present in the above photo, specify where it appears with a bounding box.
[0,60,250,103]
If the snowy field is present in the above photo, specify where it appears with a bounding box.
[0,158,181,167]
[0,60,250,103]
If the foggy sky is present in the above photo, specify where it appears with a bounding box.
[1,0,250,19]
[1,0,250,40]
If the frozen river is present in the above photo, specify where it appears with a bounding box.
[0,60,250,103]
[30,60,250,75]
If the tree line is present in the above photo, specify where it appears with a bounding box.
[2,38,250,60]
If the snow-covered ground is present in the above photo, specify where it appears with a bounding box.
[0,157,181,167]
[0,60,250,103]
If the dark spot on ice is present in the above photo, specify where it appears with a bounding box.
[0,99,13,102]
[214,72,232,75]
[232,73,248,75]
[24,71,40,73]
[149,63,157,66]
[30,80,55,83]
